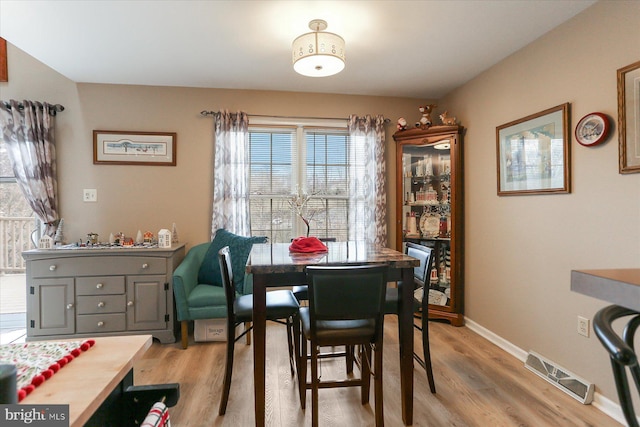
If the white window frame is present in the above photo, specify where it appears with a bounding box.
[249,117,348,241]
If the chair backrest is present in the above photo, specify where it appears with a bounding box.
[406,242,433,288]
[218,246,236,318]
[593,304,640,427]
[306,264,388,338]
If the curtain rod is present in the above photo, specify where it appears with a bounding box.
[2,101,65,116]
[200,110,390,123]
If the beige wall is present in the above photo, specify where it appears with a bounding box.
[1,43,428,249]
[440,0,640,405]
[1,0,638,411]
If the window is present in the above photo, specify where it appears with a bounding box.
[0,142,33,217]
[0,140,37,272]
[248,118,349,242]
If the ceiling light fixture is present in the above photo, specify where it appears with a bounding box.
[292,19,345,77]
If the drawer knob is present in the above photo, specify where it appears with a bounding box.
[96,283,104,289]
[66,303,74,310]
[127,301,134,307]
[49,265,57,271]
[97,301,105,308]
[97,321,104,327]
[142,263,149,269]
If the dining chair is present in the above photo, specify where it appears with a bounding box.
[384,242,436,393]
[217,246,300,415]
[291,238,337,302]
[297,264,388,427]
[593,304,640,427]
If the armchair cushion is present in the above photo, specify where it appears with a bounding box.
[197,229,267,294]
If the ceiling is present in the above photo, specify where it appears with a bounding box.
[0,0,596,100]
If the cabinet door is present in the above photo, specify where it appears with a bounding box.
[126,275,167,331]
[28,278,75,336]
[401,139,454,306]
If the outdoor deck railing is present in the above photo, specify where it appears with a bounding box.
[0,216,36,274]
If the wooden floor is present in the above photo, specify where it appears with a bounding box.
[135,319,620,427]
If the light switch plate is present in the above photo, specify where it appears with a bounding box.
[83,189,97,202]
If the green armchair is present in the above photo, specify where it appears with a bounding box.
[172,229,266,348]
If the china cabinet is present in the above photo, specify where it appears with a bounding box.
[393,125,464,326]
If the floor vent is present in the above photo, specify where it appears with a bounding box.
[524,350,594,404]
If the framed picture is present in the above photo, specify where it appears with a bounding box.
[93,130,176,166]
[575,112,610,147]
[617,60,640,174]
[496,103,570,196]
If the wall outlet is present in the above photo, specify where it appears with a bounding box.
[83,189,97,202]
[577,316,590,337]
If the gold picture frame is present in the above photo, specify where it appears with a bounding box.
[496,103,571,196]
[93,130,176,166]
[617,60,640,174]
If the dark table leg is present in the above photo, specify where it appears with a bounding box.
[253,274,267,427]
[398,267,414,425]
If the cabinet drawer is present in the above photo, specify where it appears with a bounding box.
[76,295,126,315]
[76,276,125,295]
[30,256,166,278]
[76,313,126,333]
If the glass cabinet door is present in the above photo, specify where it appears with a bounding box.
[401,137,453,308]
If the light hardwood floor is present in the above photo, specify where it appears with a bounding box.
[135,319,620,427]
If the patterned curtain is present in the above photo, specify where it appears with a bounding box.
[347,115,387,246]
[210,110,251,238]
[0,100,60,237]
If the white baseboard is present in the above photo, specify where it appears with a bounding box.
[464,317,627,426]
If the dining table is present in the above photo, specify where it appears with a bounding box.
[246,240,420,426]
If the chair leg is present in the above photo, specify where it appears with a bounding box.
[361,344,372,405]
[311,342,319,427]
[181,321,188,349]
[245,322,252,345]
[374,341,384,426]
[346,344,354,374]
[299,333,308,409]
[219,321,237,415]
[286,317,295,376]
[421,313,436,394]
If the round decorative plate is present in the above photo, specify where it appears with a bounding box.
[427,289,448,306]
[420,214,439,237]
[575,112,610,147]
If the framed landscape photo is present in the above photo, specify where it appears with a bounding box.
[93,130,176,166]
[496,103,570,196]
[617,60,640,174]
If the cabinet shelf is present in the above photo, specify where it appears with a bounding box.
[394,125,464,326]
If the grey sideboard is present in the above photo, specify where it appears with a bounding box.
[22,244,185,344]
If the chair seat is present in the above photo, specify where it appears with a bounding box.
[234,290,299,322]
[300,307,376,345]
[187,284,227,308]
